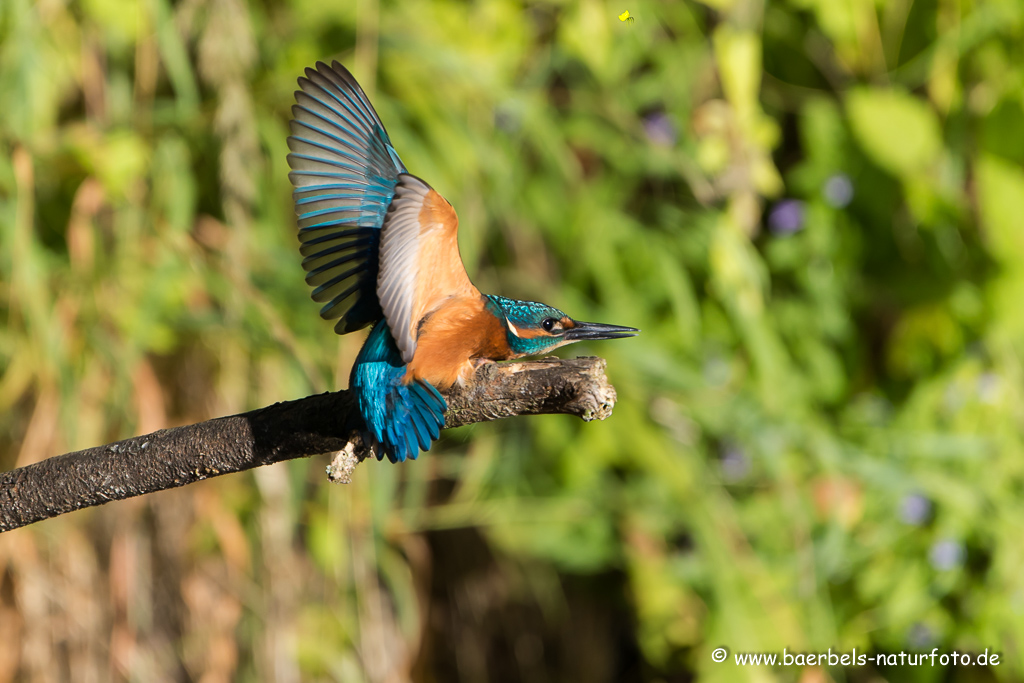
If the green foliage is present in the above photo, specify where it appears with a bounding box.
[1,0,1023,680]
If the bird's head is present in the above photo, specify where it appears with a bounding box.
[484,294,638,357]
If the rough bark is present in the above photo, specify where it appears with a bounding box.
[0,357,617,533]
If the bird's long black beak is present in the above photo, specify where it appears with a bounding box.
[565,321,640,341]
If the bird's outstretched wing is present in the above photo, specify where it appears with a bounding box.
[378,175,478,363]
[286,60,406,334]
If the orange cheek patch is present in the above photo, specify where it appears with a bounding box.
[508,323,547,339]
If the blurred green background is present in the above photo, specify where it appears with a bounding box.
[1,0,1023,680]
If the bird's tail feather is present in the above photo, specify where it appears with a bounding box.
[352,320,447,463]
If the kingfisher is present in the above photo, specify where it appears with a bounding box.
[286,61,638,463]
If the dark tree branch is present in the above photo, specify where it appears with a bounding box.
[0,357,618,533]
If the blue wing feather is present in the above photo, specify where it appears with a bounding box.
[286,60,407,335]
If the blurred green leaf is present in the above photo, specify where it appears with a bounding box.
[976,153,1024,266]
[847,87,942,176]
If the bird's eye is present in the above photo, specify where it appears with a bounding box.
[542,318,557,332]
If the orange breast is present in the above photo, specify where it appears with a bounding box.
[404,296,512,389]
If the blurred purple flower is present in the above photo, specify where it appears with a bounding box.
[908,623,935,648]
[900,494,931,526]
[768,199,805,235]
[644,112,677,147]
[720,445,750,482]
[929,539,965,571]
[823,173,854,208]
[494,104,522,133]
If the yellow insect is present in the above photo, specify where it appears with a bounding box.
[618,10,634,23]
